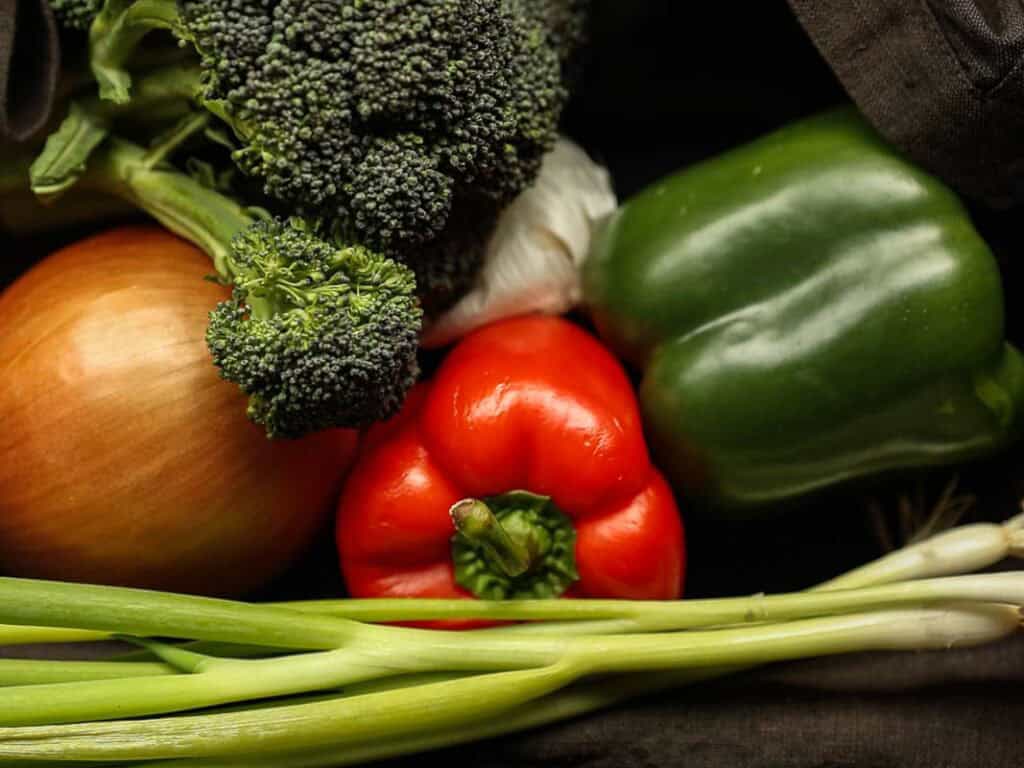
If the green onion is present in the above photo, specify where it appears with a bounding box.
[0,518,1021,764]
[0,574,1021,725]
[2,572,1024,646]
[0,606,1015,763]
[6,513,1021,648]
[0,658,175,687]
[0,626,110,645]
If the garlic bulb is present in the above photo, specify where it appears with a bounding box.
[421,137,617,347]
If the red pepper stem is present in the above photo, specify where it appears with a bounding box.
[450,499,537,578]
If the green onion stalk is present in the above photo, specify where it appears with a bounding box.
[5,513,1021,648]
[0,517,1020,763]
[2,574,1024,724]
[1,570,1022,690]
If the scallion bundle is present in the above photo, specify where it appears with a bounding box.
[0,515,1021,765]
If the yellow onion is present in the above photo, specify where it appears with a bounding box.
[0,227,356,595]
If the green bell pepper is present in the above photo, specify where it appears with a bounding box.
[583,109,1024,513]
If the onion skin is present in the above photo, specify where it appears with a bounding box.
[0,227,357,595]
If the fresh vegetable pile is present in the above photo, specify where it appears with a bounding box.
[2,0,1024,764]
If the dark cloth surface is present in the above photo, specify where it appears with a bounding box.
[0,0,58,142]
[789,0,1024,206]
[2,3,1024,767]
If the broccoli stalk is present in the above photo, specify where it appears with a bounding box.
[67,0,589,310]
[70,137,422,439]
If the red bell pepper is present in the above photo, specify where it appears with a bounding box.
[336,315,685,612]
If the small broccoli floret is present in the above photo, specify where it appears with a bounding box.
[205,219,422,439]
[48,0,102,30]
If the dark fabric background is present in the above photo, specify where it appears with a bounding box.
[0,0,57,141]
[2,2,1024,767]
[789,0,1024,207]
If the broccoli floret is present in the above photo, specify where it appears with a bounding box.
[48,0,102,30]
[206,219,421,438]
[73,138,422,439]
[197,0,572,247]
[87,0,589,309]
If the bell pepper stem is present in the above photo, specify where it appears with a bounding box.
[450,499,534,577]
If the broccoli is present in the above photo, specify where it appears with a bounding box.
[206,219,420,438]
[48,0,103,30]
[81,0,589,309]
[72,137,422,439]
